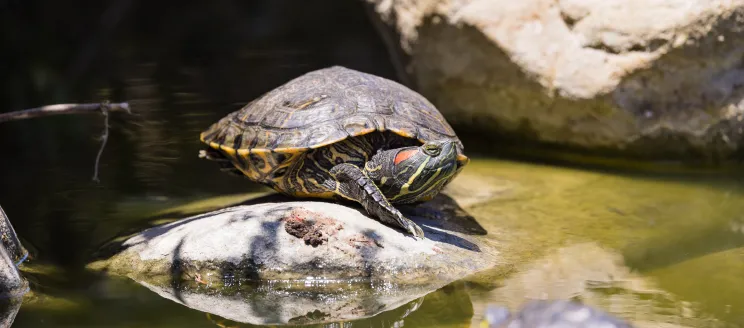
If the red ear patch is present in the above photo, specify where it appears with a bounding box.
[394,149,417,165]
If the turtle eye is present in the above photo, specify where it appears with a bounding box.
[422,143,441,156]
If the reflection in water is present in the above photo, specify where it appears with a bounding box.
[200,282,472,328]
[468,243,732,328]
[132,276,435,325]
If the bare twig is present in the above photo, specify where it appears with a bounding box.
[92,102,111,183]
[0,101,132,182]
[0,102,130,123]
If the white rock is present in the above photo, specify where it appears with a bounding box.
[368,0,744,162]
[97,199,497,286]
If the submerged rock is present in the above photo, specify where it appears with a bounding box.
[92,197,497,288]
[367,0,744,163]
[484,300,634,328]
[469,242,724,328]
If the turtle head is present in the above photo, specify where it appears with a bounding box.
[367,139,465,203]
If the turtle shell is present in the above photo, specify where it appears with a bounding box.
[200,66,464,157]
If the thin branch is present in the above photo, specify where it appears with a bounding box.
[92,103,110,183]
[0,101,132,183]
[0,102,130,123]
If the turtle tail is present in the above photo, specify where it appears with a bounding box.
[198,147,245,177]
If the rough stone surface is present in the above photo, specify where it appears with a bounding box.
[95,199,497,287]
[0,206,26,299]
[0,206,27,265]
[0,245,26,298]
[368,0,744,162]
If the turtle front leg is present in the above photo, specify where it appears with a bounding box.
[328,163,425,239]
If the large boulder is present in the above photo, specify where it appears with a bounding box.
[366,0,744,164]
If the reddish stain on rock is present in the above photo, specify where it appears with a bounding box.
[282,208,344,247]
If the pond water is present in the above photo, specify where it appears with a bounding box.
[2,1,744,327]
[4,158,744,328]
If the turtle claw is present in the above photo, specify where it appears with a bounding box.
[397,214,425,239]
[410,224,425,240]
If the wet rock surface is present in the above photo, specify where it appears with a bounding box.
[91,196,498,288]
[367,0,744,162]
[0,206,28,301]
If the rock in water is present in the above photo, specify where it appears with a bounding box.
[0,205,28,303]
[0,245,25,298]
[484,300,634,328]
[94,200,497,287]
[367,0,744,163]
[91,199,496,325]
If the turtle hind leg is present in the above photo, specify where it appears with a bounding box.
[327,163,424,239]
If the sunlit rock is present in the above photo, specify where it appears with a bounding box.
[367,0,744,163]
[88,190,500,325]
[93,197,496,285]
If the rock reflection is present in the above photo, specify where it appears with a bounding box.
[469,243,728,328]
[136,278,434,326]
[194,280,474,327]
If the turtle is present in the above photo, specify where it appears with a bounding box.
[198,66,469,239]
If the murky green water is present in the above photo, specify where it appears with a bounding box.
[2,1,744,327]
[5,159,744,328]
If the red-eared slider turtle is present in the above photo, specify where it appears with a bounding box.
[199,66,469,239]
